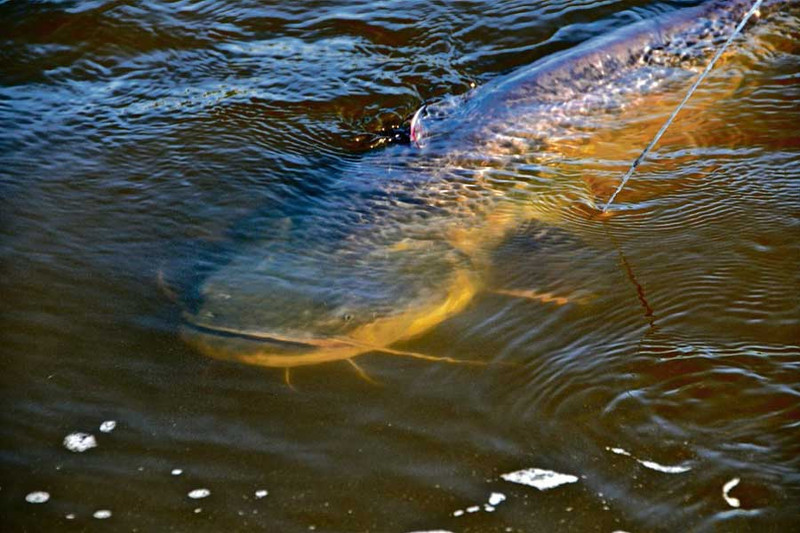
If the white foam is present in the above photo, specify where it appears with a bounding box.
[406,530,454,533]
[501,468,579,490]
[171,469,183,476]
[99,421,117,433]
[93,510,112,519]
[606,446,691,474]
[255,489,269,499]
[488,492,506,506]
[722,478,741,508]
[639,460,692,474]
[188,488,211,499]
[64,432,97,453]
[65,513,76,520]
[453,491,508,517]
[25,491,50,504]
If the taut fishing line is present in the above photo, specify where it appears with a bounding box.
[602,0,765,212]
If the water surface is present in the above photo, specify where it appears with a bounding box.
[2,0,799,531]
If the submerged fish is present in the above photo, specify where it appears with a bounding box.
[179,0,793,381]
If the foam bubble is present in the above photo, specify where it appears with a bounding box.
[638,460,692,474]
[501,468,579,490]
[25,491,50,504]
[99,421,117,433]
[453,491,509,518]
[488,492,506,506]
[171,469,183,476]
[188,488,211,499]
[64,432,97,453]
[255,489,268,499]
[606,447,691,474]
[93,510,112,519]
[722,477,741,508]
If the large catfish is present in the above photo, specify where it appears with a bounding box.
[179,0,794,381]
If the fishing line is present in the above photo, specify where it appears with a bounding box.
[602,0,765,212]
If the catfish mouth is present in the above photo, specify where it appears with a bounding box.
[181,317,355,359]
[179,268,481,369]
[183,319,322,352]
[180,309,410,370]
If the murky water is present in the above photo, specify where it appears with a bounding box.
[2,1,799,531]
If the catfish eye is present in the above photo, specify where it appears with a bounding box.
[343,313,354,322]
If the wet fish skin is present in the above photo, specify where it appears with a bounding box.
[414,0,796,148]
[181,0,794,369]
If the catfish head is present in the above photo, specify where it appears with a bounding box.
[178,213,481,374]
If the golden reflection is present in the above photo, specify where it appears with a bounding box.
[558,68,747,210]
